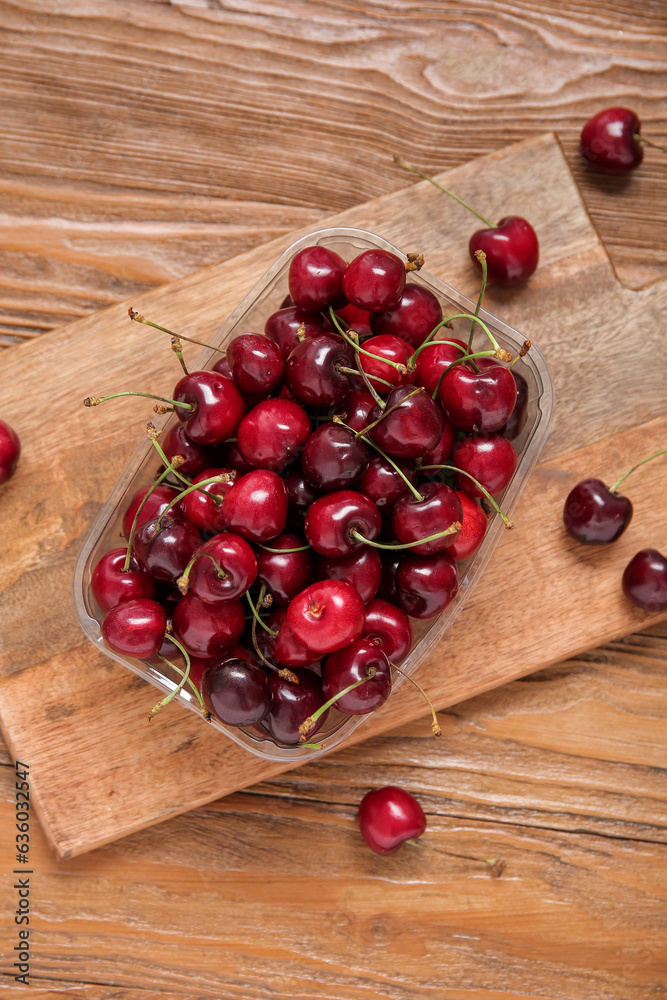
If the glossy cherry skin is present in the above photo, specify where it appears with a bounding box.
[304,490,382,557]
[226,333,285,396]
[332,389,376,433]
[133,515,202,585]
[264,306,333,360]
[453,433,517,498]
[412,337,468,395]
[0,419,20,485]
[498,370,528,440]
[580,107,643,175]
[282,468,320,531]
[285,333,354,408]
[221,469,289,542]
[202,658,271,726]
[356,455,419,514]
[266,668,329,744]
[367,385,444,460]
[439,361,517,433]
[172,592,245,659]
[186,533,257,604]
[287,579,366,656]
[358,786,426,854]
[91,547,157,614]
[418,419,457,468]
[342,249,406,312]
[448,493,488,561]
[391,482,462,555]
[622,549,667,612]
[102,597,167,659]
[272,616,323,670]
[377,553,401,604]
[316,546,382,604]
[122,484,183,540]
[396,550,459,619]
[255,533,315,606]
[563,479,633,544]
[335,302,372,339]
[323,639,392,715]
[159,421,217,478]
[357,334,416,394]
[361,598,413,662]
[237,398,311,472]
[288,245,347,312]
[180,467,235,534]
[370,284,443,349]
[301,423,369,492]
[469,216,539,288]
[173,370,246,445]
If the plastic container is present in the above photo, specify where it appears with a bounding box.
[74,227,555,762]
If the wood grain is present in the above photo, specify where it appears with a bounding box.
[1,134,666,861]
[0,0,666,345]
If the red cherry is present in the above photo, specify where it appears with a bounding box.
[358,786,426,854]
[288,245,347,312]
[202,658,271,726]
[342,249,406,312]
[453,433,517,497]
[91,547,157,614]
[316,546,382,604]
[304,490,382,557]
[236,398,311,472]
[172,592,245,659]
[102,597,167,659]
[335,303,372,338]
[356,454,419,513]
[221,469,289,542]
[448,493,488,561]
[439,361,517,433]
[361,598,413,662]
[322,639,392,715]
[122,484,183,540]
[133,515,202,586]
[272,616,323,670]
[622,549,667,612]
[357,334,415,394]
[391,482,462,555]
[180,467,235,534]
[395,550,459,619]
[418,419,457,468]
[469,216,539,288]
[367,385,444,460]
[0,419,20,485]
[286,579,365,656]
[264,306,334,360]
[266,668,329,744]
[301,422,369,492]
[563,479,633,545]
[370,284,443,349]
[285,333,354,408]
[412,338,467,395]
[185,533,257,604]
[256,533,315,606]
[173,370,246,445]
[580,107,644,175]
[226,333,285,396]
[159,422,217,478]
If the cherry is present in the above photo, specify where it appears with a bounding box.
[453,433,517,497]
[366,385,444,459]
[323,639,392,715]
[358,786,426,854]
[439,361,517,433]
[225,333,285,396]
[395,550,459,619]
[304,490,382,557]
[180,467,235,534]
[356,334,415,394]
[272,616,323,669]
[122,484,183,540]
[356,454,418,513]
[418,420,457,468]
[172,591,245,659]
[221,469,289,542]
[201,658,271,726]
[342,249,406,312]
[182,533,257,603]
[282,467,320,528]
[498,370,528,440]
[448,493,488,561]
[622,549,667,613]
[102,597,167,659]
[266,668,329,744]
[376,553,401,604]
[580,107,644,175]
[286,579,365,656]
[370,284,443,349]
[361,598,413,662]
[288,245,347,312]
[91,547,157,614]
[391,482,462,555]
[316,546,382,604]
[173,370,246,445]
[285,333,354,408]
[332,389,376,433]
[133,515,202,585]
[335,303,372,338]
[412,338,467,396]
[563,479,632,545]
[0,419,20,485]
[255,533,315,606]
[469,217,539,288]
[237,398,311,472]
[264,306,333,359]
[160,422,217,478]
[301,422,369,492]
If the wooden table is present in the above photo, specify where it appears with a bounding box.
[1,3,666,996]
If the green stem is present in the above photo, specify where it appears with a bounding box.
[610,447,667,493]
[256,541,311,554]
[123,465,174,573]
[467,251,488,353]
[148,636,194,721]
[84,391,194,411]
[171,337,189,375]
[390,661,441,736]
[394,156,495,227]
[299,668,377,741]
[419,464,513,527]
[177,550,228,596]
[128,308,226,354]
[157,652,209,717]
[350,522,460,550]
[245,586,278,637]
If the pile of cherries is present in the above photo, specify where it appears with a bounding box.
[88,240,526,748]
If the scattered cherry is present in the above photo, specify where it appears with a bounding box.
[580,107,644,175]
[358,785,426,854]
[622,549,667,613]
[0,419,21,485]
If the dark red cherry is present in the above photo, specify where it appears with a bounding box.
[264,305,334,360]
[377,553,401,604]
[323,639,392,715]
[453,433,517,497]
[221,469,289,542]
[332,389,376,433]
[133,515,202,585]
[469,216,539,288]
[396,550,459,619]
[563,479,633,544]
[580,107,644,175]
[186,533,257,603]
[418,419,457,468]
[357,334,415,394]
[180,467,235,534]
[448,493,488,561]
[304,490,382,557]
[301,422,369,492]
[391,482,462,555]
[172,592,245,659]
[316,546,382,604]
[226,333,285,396]
[288,245,347,312]
[102,597,167,659]
[159,422,217,478]
[342,249,406,312]
[412,338,467,395]
[272,615,323,670]
[370,284,443,349]
[356,455,419,514]
[122,484,183,540]
[358,785,426,854]
[173,370,246,445]
[286,579,366,656]
[498,370,528,440]
[361,598,412,662]
[219,439,254,476]
[285,333,354,408]
[367,385,444,459]
[0,419,20,485]
[439,361,517,433]
[282,468,320,530]
[202,658,271,726]
[335,303,372,338]
[256,533,315,606]
[266,668,329,744]
[622,549,667,612]
[91,547,157,614]
[236,398,311,472]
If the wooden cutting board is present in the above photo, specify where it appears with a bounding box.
[1,133,666,859]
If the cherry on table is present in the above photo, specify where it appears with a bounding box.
[358,785,427,855]
[469,216,539,288]
[201,658,271,726]
[102,597,167,659]
[563,478,633,545]
[0,419,20,485]
[622,549,667,612]
[580,107,644,174]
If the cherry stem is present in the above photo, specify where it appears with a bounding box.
[509,340,531,370]
[430,348,505,402]
[393,156,496,228]
[635,133,667,153]
[467,251,488,354]
[405,838,506,873]
[128,308,226,354]
[609,447,667,493]
[177,551,229,596]
[298,668,377,741]
[350,522,461,550]
[148,635,194,721]
[155,473,231,532]
[245,585,278,637]
[256,541,311,554]
[412,312,502,359]
[328,307,407,373]
[354,429,424,503]
[171,337,189,375]
[84,391,194,411]
[355,387,424,439]
[337,366,394,390]
[157,652,209,717]
[419,464,513,527]
[122,462,179,573]
[389,661,441,736]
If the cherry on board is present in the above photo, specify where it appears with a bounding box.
[0,419,20,485]
[357,785,427,855]
[563,479,633,545]
[622,549,667,613]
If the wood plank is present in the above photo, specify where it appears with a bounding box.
[1,134,667,859]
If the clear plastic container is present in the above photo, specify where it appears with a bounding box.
[74,227,555,762]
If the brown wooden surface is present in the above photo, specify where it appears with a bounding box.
[0,2,666,996]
